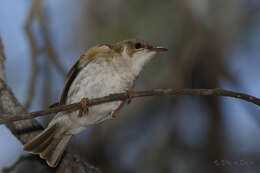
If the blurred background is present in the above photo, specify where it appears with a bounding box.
[0,0,260,172]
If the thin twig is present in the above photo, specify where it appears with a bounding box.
[24,0,66,109]
[0,36,6,81]
[24,0,41,109]
[0,88,260,125]
[0,39,101,173]
[37,4,67,76]
[2,156,34,173]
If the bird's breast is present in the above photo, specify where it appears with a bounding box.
[67,61,132,102]
[63,60,133,129]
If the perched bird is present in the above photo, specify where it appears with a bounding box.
[23,39,167,167]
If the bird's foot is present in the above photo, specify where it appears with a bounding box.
[112,90,134,118]
[125,90,134,104]
[78,98,91,117]
[112,100,126,118]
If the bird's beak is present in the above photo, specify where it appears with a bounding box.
[148,47,168,52]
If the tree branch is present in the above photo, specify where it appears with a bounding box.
[0,88,260,125]
[0,33,100,172]
[0,36,6,81]
[24,0,66,109]
[24,0,41,109]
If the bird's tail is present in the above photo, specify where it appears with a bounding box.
[23,123,72,168]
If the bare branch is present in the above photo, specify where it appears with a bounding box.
[0,38,42,144]
[0,33,100,172]
[0,36,6,81]
[57,154,102,173]
[2,156,39,173]
[37,1,67,76]
[24,0,66,109]
[24,0,41,109]
[2,154,101,173]
[1,88,260,125]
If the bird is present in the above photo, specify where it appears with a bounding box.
[23,39,167,168]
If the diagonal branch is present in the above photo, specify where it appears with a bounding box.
[0,88,260,125]
[37,1,67,76]
[0,33,100,172]
[24,0,66,109]
[24,0,41,109]
[0,36,6,81]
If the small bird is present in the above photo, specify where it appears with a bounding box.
[23,39,167,167]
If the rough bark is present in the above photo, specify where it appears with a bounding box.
[0,36,101,173]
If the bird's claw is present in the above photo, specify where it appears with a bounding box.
[111,90,134,118]
[125,90,134,104]
[78,98,90,117]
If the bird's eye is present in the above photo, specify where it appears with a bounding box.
[135,43,142,49]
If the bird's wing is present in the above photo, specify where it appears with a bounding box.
[59,54,94,105]
[59,59,81,105]
[59,45,115,105]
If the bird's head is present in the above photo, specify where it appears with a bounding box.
[110,39,168,76]
[79,39,167,78]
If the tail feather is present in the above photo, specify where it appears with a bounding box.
[23,124,57,152]
[33,132,55,153]
[47,135,71,167]
[40,136,60,159]
[23,123,72,168]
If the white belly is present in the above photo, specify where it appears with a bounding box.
[55,60,133,134]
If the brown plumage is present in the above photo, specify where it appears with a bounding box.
[23,123,71,167]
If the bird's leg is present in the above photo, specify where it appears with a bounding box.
[78,98,91,117]
[112,90,134,118]
[126,90,134,104]
[112,100,126,118]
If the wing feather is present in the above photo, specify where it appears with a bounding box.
[60,60,80,105]
[59,45,115,105]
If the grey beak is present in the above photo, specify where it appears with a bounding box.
[148,47,168,52]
